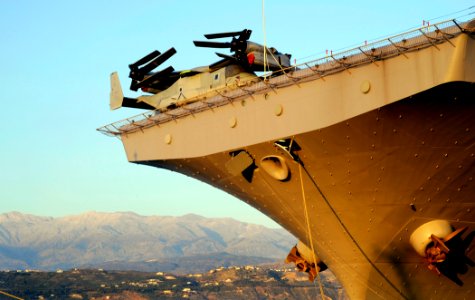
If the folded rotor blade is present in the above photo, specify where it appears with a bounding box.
[193,41,231,48]
[131,66,175,91]
[215,52,240,62]
[136,47,177,78]
[129,50,161,70]
[204,30,248,39]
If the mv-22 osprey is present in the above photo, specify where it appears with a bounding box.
[110,29,292,111]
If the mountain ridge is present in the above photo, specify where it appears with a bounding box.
[0,211,295,271]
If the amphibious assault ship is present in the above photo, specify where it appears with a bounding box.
[99,18,475,299]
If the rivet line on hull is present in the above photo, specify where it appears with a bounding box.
[295,149,409,299]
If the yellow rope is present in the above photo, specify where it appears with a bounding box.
[299,163,326,299]
[0,290,24,300]
[262,0,268,76]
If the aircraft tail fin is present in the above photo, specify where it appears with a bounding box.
[110,72,124,110]
[109,71,158,111]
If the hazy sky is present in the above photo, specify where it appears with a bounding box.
[1,1,473,228]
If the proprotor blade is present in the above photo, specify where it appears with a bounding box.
[193,41,231,48]
[131,66,175,91]
[215,52,239,61]
[134,47,177,80]
[129,50,161,70]
[204,30,248,39]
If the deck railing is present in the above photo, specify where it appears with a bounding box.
[98,18,473,138]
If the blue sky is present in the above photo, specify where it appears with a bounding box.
[1,1,473,228]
